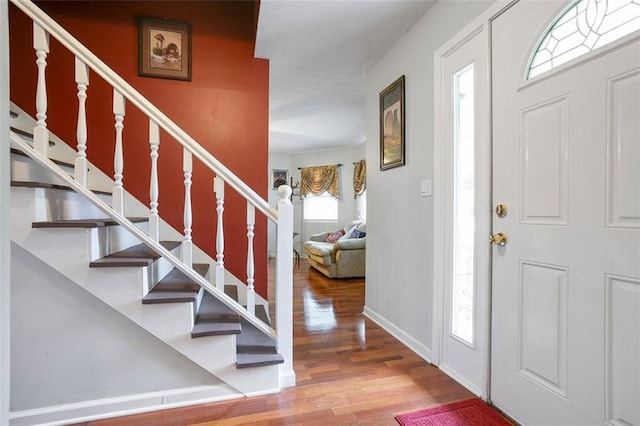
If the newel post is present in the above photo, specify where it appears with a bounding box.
[275,185,295,388]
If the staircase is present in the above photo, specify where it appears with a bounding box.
[5,0,294,424]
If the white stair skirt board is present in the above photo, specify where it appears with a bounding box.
[363,306,433,364]
[9,385,241,426]
[10,185,281,396]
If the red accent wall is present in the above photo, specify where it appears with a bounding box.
[9,1,270,297]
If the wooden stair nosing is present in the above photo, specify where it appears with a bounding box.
[236,352,284,369]
[142,263,209,305]
[89,240,180,268]
[32,217,148,228]
[11,180,112,196]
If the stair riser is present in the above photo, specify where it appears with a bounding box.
[148,247,183,297]
[13,186,152,261]
[86,268,198,334]
[23,186,111,221]
[11,151,74,184]
[88,225,147,261]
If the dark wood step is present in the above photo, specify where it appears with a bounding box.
[142,263,209,304]
[191,292,241,337]
[221,284,283,368]
[11,180,111,196]
[237,304,277,354]
[89,241,180,267]
[236,304,283,369]
[224,284,238,302]
[236,352,284,369]
[32,217,148,228]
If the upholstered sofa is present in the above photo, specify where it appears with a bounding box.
[303,220,366,278]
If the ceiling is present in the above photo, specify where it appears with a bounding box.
[255,0,436,154]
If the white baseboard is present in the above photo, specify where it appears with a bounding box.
[9,385,242,426]
[363,306,433,364]
[438,363,484,398]
[278,369,297,389]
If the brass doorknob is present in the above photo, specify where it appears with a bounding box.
[490,232,508,246]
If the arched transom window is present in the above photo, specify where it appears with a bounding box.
[527,0,640,79]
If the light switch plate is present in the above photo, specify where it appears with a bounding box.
[421,178,432,197]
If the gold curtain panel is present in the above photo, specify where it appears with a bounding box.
[300,165,340,199]
[353,159,366,198]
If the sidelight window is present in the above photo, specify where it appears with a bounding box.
[451,64,475,346]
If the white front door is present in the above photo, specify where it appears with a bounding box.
[491,1,640,424]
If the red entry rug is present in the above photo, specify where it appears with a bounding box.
[395,398,512,426]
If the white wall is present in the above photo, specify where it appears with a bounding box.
[363,1,494,361]
[10,244,222,412]
[268,143,366,256]
[1,1,11,423]
[267,153,294,256]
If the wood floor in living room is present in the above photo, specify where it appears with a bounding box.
[75,259,474,425]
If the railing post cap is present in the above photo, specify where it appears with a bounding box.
[277,185,292,205]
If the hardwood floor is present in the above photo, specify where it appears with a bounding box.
[77,260,476,425]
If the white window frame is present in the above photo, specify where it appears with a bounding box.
[303,191,339,222]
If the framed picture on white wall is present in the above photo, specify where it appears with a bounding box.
[272,169,288,189]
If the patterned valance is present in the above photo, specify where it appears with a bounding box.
[353,159,366,198]
[300,165,341,199]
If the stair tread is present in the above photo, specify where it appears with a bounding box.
[224,285,239,302]
[11,180,111,196]
[191,292,241,337]
[142,263,209,304]
[236,353,284,369]
[90,241,180,267]
[32,217,148,228]
[237,305,276,354]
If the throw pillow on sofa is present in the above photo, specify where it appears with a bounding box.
[348,229,366,239]
[324,229,345,243]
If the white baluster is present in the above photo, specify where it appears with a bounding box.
[33,23,49,156]
[214,177,225,290]
[183,149,193,267]
[246,202,256,316]
[74,57,89,187]
[149,120,160,242]
[112,90,125,215]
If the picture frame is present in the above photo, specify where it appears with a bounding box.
[272,169,289,190]
[379,75,405,170]
[138,17,192,81]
